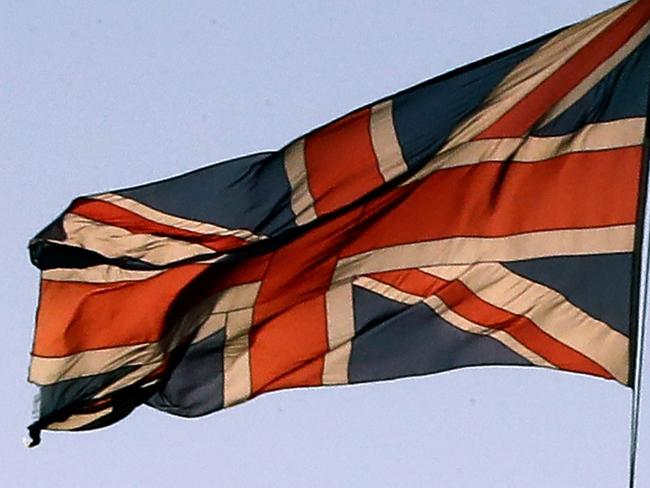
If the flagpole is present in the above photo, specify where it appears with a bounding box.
[629,127,650,488]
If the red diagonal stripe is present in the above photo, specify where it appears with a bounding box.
[369,269,613,379]
[71,198,248,252]
[477,0,650,139]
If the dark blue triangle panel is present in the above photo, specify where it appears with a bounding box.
[503,253,633,337]
[147,329,225,417]
[348,286,531,384]
[532,37,650,137]
[117,152,297,235]
[391,34,549,171]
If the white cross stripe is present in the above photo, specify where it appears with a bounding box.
[333,225,635,285]
[370,100,409,182]
[284,138,318,226]
[322,283,355,385]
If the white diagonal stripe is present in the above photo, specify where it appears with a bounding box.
[355,276,554,368]
[437,1,629,154]
[422,263,629,383]
[61,213,216,265]
[92,193,263,242]
[537,18,650,127]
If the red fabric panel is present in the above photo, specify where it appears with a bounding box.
[34,264,209,357]
[343,146,642,257]
[33,254,272,358]
[250,207,365,393]
[304,108,385,216]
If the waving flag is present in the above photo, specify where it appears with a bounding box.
[27,0,650,445]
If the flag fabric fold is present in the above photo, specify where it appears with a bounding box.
[27,0,650,445]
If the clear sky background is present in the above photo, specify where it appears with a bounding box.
[2,1,648,487]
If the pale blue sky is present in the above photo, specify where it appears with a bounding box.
[2,1,647,487]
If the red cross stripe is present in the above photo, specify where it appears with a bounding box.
[284,101,407,225]
[304,108,385,216]
[250,206,366,394]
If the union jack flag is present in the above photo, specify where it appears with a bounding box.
[27,0,650,445]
